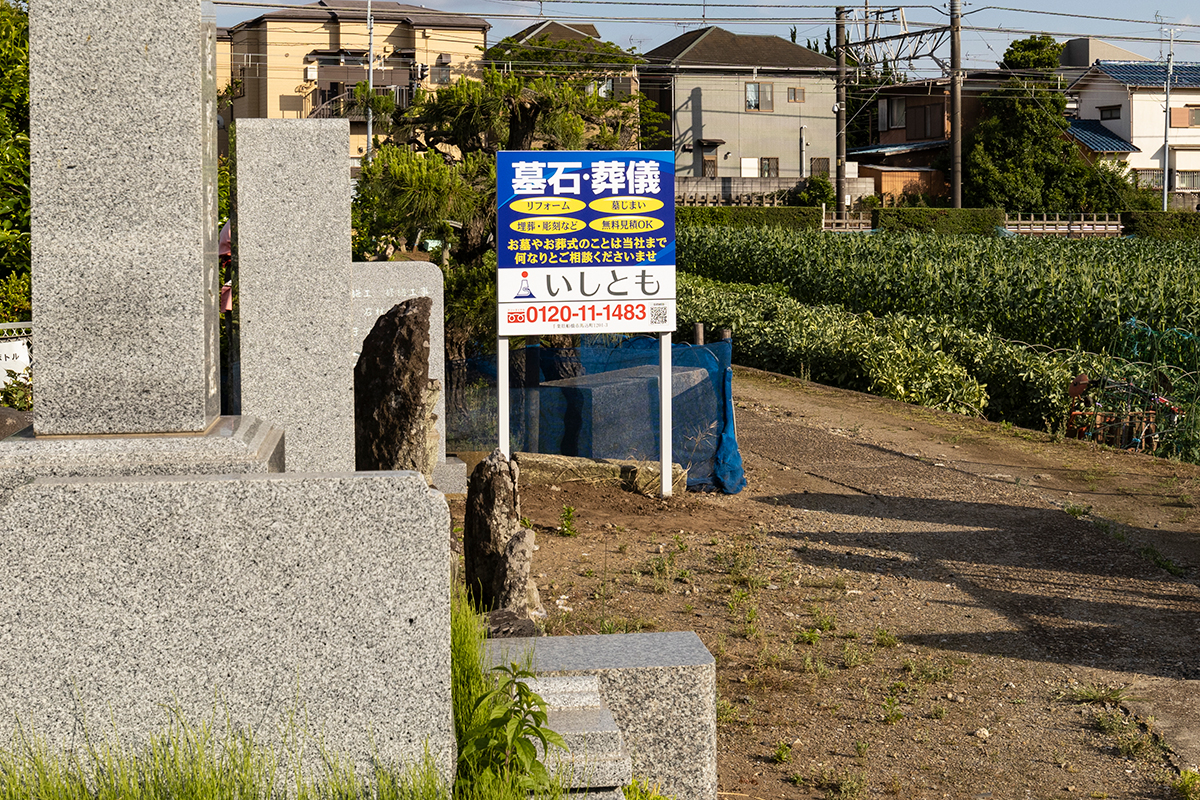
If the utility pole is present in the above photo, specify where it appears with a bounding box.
[1162,29,1175,211]
[950,0,961,208]
[836,7,847,215]
[366,0,374,161]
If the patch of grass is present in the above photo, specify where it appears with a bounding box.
[882,695,904,724]
[558,505,578,537]
[1173,769,1200,800]
[1062,683,1134,705]
[794,628,822,645]
[810,605,837,632]
[1138,544,1187,576]
[902,659,953,684]
[929,705,946,720]
[853,740,869,759]
[803,654,831,678]
[771,740,792,763]
[726,588,750,615]
[1093,711,1166,763]
[841,642,870,669]
[623,778,672,800]
[715,695,737,725]
[811,767,867,799]
[872,627,898,648]
[1064,503,1091,519]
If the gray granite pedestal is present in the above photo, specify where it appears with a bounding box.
[0,415,285,504]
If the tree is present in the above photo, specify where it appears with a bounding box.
[963,77,1152,212]
[998,35,1062,71]
[352,146,495,264]
[356,34,668,265]
[0,0,30,289]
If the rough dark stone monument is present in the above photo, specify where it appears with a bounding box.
[463,449,544,618]
[355,297,440,479]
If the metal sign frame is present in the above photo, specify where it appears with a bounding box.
[495,150,677,496]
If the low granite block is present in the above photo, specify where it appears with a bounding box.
[0,471,453,781]
[431,456,468,495]
[489,632,716,800]
[238,119,354,472]
[0,415,284,505]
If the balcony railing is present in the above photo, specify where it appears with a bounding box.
[1134,168,1200,191]
[308,85,409,121]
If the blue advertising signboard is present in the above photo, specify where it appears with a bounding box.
[496,150,676,335]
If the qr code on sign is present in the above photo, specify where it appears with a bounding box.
[648,304,668,325]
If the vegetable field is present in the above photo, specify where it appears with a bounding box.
[678,228,1200,367]
[676,229,1200,462]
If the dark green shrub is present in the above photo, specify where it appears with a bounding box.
[1122,211,1200,240]
[872,208,1004,235]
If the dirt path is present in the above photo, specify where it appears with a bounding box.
[452,367,1200,799]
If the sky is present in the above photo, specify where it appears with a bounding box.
[212,0,1200,76]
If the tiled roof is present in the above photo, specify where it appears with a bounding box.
[644,27,834,70]
[238,1,489,31]
[1066,119,1139,153]
[1093,61,1200,88]
[847,140,947,157]
[510,21,601,43]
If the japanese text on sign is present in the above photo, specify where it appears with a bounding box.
[497,150,675,336]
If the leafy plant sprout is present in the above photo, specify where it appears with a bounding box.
[558,505,577,537]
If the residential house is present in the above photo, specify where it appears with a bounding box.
[224,0,489,163]
[851,38,1148,202]
[639,27,839,197]
[1068,61,1200,205]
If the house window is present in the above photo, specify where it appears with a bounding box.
[810,157,830,177]
[703,155,717,177]
[906,101,943,141]
[788,87,804,103]
[887,97,906,129]
[1099,105,1121,120]
[431,66,451,84]
[746,82,773,112]
[760,158,779,178]
[1191,107,1200,126]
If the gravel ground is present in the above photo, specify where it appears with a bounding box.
[451,367,1200,799]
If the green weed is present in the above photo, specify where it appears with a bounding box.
[558,506,577,537]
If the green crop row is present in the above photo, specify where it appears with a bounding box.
[677,227,1200,368]
[677,273,1109,429]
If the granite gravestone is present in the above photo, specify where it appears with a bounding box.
[30,0,221,435]
[237,118,355,473]
[3,0,454,783]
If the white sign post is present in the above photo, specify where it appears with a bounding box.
[495,151,677,496]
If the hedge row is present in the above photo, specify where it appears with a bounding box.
[675,206,822,229]
[872,208,1006,235]
[1122,211,1200,240]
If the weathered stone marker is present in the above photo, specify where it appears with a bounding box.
[463,449,543,618]
[355,297,439,478]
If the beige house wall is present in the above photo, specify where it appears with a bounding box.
[228,16,486,158]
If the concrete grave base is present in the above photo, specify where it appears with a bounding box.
[431,455,468,494]
[0,470,453,781]
[488,632,717,800]
[0,414,285,505]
